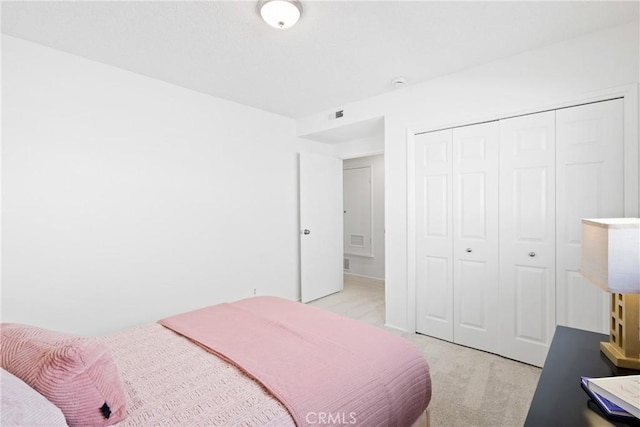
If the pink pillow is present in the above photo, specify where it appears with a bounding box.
[0,323,126,426]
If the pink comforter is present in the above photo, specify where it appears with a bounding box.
[159,296,431,427]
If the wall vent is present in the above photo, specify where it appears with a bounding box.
[344,258,350,271]
[350,234,365,247]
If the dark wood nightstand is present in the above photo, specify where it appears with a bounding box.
[524,326,640,427]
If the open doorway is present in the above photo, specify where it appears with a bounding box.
[297,115,385,298]
[343,154,384,281]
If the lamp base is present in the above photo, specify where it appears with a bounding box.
[600,341,640,370]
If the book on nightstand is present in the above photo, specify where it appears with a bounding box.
[581,376,640,421]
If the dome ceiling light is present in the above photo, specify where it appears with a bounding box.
[258,0,303,29]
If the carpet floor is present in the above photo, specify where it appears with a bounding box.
[309,274,541,427]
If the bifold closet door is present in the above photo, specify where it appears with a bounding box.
[452,122,500,353]
[415,129,454,341]
[499,111,556,368]
[556,99,624,334]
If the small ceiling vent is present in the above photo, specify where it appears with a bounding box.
[391,77,407,89]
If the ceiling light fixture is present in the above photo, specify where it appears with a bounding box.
[259,0,302,29]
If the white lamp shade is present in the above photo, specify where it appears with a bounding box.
[259,0,302,29]
[580,218,640,294]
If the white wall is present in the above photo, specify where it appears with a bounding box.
[297,21,640,331]
[1,36,330,336]
[331,134,384,159]
[343,154,384,280]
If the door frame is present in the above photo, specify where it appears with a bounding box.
[407,83,639,334]
[339,150,385,277]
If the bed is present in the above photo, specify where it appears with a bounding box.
[1,296,432,427]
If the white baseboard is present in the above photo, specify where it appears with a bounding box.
[384,322,408,333]
[344,272,384,282]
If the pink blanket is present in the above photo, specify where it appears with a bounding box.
[159,296,430,427]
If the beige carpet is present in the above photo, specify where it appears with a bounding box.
[309,274,541,427]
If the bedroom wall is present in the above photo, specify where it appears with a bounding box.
[330,134,384,160]
[1,35,330,336]
[297,21,640,331]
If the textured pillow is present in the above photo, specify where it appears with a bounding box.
[1,368,68,426]
[0,324,126,426]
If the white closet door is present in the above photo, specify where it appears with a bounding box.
[499,111,556,367]
[556,99,624,333]
[415,129,454,341]
[452,122,500,352]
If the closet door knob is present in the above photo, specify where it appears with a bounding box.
[466,248,472,253]
[529,252,536,257]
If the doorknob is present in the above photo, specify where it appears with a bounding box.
[529,252,536,257]
[466,248,472,253]
[303,229,311,235]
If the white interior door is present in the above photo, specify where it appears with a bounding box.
[299,152,343,303]
[555,98,624,333]
[452,122,500,353]
[415,129,454,341]
[499,111,556,367]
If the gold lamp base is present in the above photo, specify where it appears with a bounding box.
[601,293,640,370]
[600,341,640,370]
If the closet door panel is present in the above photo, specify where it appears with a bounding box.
[500,111,556,367]
[452,122,500,353]
[556,99,624,333]
[423,256,449,322]
[415,129,454,341]
[515,167,550,240]
[459,172,486,238]
[425,176,449,236]
[458,260,488,331]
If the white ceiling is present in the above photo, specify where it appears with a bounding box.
[2,1,638,119]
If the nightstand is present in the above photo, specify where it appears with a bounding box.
[524,326,639,427]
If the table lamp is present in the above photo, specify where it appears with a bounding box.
[580,218,640,370]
